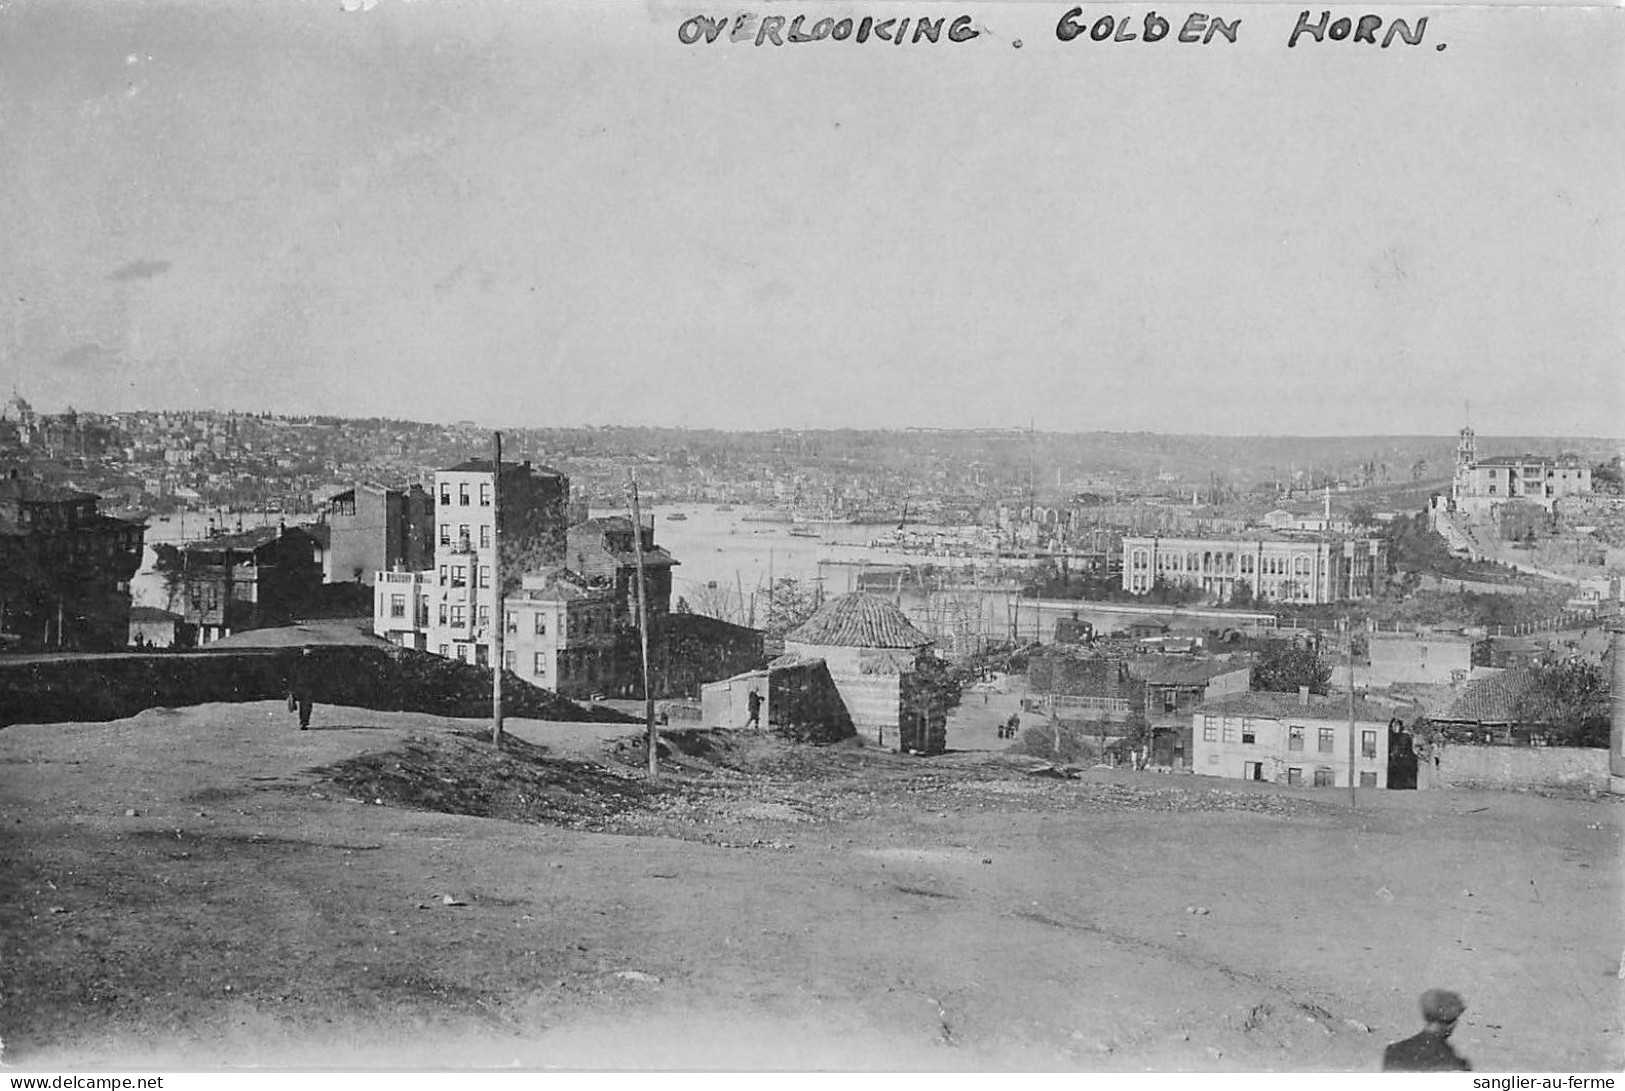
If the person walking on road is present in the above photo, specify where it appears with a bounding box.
[1382,989,1471,1071]
[746,687,762,729]
[288,647,316,731]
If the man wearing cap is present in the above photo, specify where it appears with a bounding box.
[1382,989,1471,1071]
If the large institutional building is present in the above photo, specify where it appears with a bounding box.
[1120,531,1387,604]
[1449,425,1591,514]
[376,458,571,667]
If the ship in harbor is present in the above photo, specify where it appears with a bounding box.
[741,507,796,523]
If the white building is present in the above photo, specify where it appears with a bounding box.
[1192,691,1399,788]
[372,570,431,650]
[375,458,570,667]
[1450,425,1591,514]
[1121,533,1387,604]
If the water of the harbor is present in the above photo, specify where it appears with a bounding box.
[127,502,1256,656]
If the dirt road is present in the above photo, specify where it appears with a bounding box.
[1,702,1619,1071]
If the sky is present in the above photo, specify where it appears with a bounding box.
[1,0,1621,437]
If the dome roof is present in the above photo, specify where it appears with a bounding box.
[785,593,933,649]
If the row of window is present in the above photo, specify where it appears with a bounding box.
[438,482,493,507]
[438,564,491,589]
[438,523,492,548]
[1202,721,1378,757]
[433,644,605,687]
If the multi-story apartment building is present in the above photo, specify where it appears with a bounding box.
[1192,691,1395,789]
[1120,532,1386,604]
[565,515,677,626]
[423,459,570,667]
[1450,425,1591,514]
[499,568,617,698]
[0,476,146,649]
[175,524,324,643]
[323,483,434,585]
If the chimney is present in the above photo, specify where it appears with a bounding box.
[1299,685,1310,707]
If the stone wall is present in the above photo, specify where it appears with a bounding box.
[0,645,632,728]
[1431,743,1609,794]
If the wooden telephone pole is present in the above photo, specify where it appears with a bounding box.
[627,473,657,780]
[1346,618,1356,808]
[491,432,504,747]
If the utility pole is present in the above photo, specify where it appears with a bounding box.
[491,432,504,747]
[1346,617,1356,808]
[627,473,657,780]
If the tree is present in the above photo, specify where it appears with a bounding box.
[762,577,820,641]
[673,596,692,615]
[1251,641,1332,696]
[1227,579,1255,609]
[152,542,187,612]
[1515,658,1610,747]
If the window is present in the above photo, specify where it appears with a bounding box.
[438,564,447,586]
[438,644,448,657]
[478,565,491,589]
[1359,771,1378,787]
[438,603,447,625]
[480,482,492,506]
[505,611,517,634]
[450,605,465,627]
[1202,718,1217,742]
[455,644,469,662]
[451,565,466,588]
[439,486,450,506]
[389,594,405,619]
[458,524,470,546]
[1241,718,1255,745]
[1318,727,1335,753]
[479,525,491,549]
[475,645,488,667]
[439,524,450,546]
[478,606,490,628]
[504,650,516,671]
[1287,767,1302,786]
[458,483,470,506]
[1313,767,1334,788]
[1288,726,1304,751]
[1361,730,1377,758]
[534,614,548,636]
[1221,723,1236,743]
[533,652,548,673]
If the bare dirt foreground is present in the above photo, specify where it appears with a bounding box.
[1,702,1620,1073]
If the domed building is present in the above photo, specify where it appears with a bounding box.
[781,592,949,754]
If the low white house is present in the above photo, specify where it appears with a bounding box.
[1192,690,1404,788]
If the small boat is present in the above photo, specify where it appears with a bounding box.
[789,527,820,538]
[667,512,688,521]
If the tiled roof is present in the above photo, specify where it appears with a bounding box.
[0,478,97,504]
[183,525,313,552]
[1435,668,1552,725]
[1197,691,1414,724]
[786,593,934,649]
[1129,654,1251,687]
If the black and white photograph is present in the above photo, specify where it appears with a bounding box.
[0,0,1621,1077]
